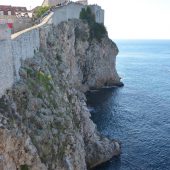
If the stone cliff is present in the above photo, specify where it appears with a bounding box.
[0,19,122,170]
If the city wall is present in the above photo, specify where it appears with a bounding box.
[0,3,104,97]
[0,37,14,97]
[12,18,33,33]
[0,15,33,34]
[52,3,104,25]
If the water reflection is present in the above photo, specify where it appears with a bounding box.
[86,87,120,106]
[87,88,124,170]
[87,41,170,170]
[86,85,170,170]
[86,87,124,136]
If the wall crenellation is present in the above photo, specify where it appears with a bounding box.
[0,2,104,97]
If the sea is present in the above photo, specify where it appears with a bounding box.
[87,40,170,170]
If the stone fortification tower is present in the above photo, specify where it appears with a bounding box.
[42,0,69,6]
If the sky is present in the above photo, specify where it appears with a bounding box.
[1,0,170,39]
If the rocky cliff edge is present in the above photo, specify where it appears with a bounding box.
[0,19,122,170]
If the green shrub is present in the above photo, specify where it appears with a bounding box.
[20,165,29,170]
[75,26,88,41]
[90,22,107,42]
[80,7,95,25]
[79,6,107,42]
[36,70,53,92]
[25,67,53,94]
[34,6,50,18]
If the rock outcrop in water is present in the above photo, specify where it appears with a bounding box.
[0,19,121,169]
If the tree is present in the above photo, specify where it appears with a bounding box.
[34,6,50,19]
[80,6,107,42]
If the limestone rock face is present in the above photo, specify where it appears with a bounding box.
[0,129,46,170]
[0,20,121,170]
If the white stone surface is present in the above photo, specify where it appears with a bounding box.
[12,18,33,34]
[51,3,84,25]
[12,28,40,80]
[90,5,104,24]
[0,40,14,97]
[51,3,104,26]
[0,24,11,40]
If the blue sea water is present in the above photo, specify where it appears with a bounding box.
[87,40,170,170]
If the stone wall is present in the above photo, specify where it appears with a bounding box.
[0,24,11,40]
[11,28,40,80]
[0,24,13,97]
[0,39,14,97]
[11,12,54,81]
[0,15,16,23]
[51,3,104,25]
[0,13,53,97]
[0,2,104,97]
[12,18,33,34]
[0,15,33,34]
[51,3,84,25]
[90,5,104,24]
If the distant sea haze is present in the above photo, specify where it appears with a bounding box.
[87,40,170,170]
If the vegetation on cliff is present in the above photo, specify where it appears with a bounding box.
[80,6,107,42]
[34,6,50,18]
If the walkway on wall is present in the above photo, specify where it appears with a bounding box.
[11,12,54,39]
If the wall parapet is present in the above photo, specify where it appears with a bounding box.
[0,24,11,40]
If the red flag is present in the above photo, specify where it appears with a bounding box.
[7,23,13,29]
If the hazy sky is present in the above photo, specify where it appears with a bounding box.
[1,0,170,39]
